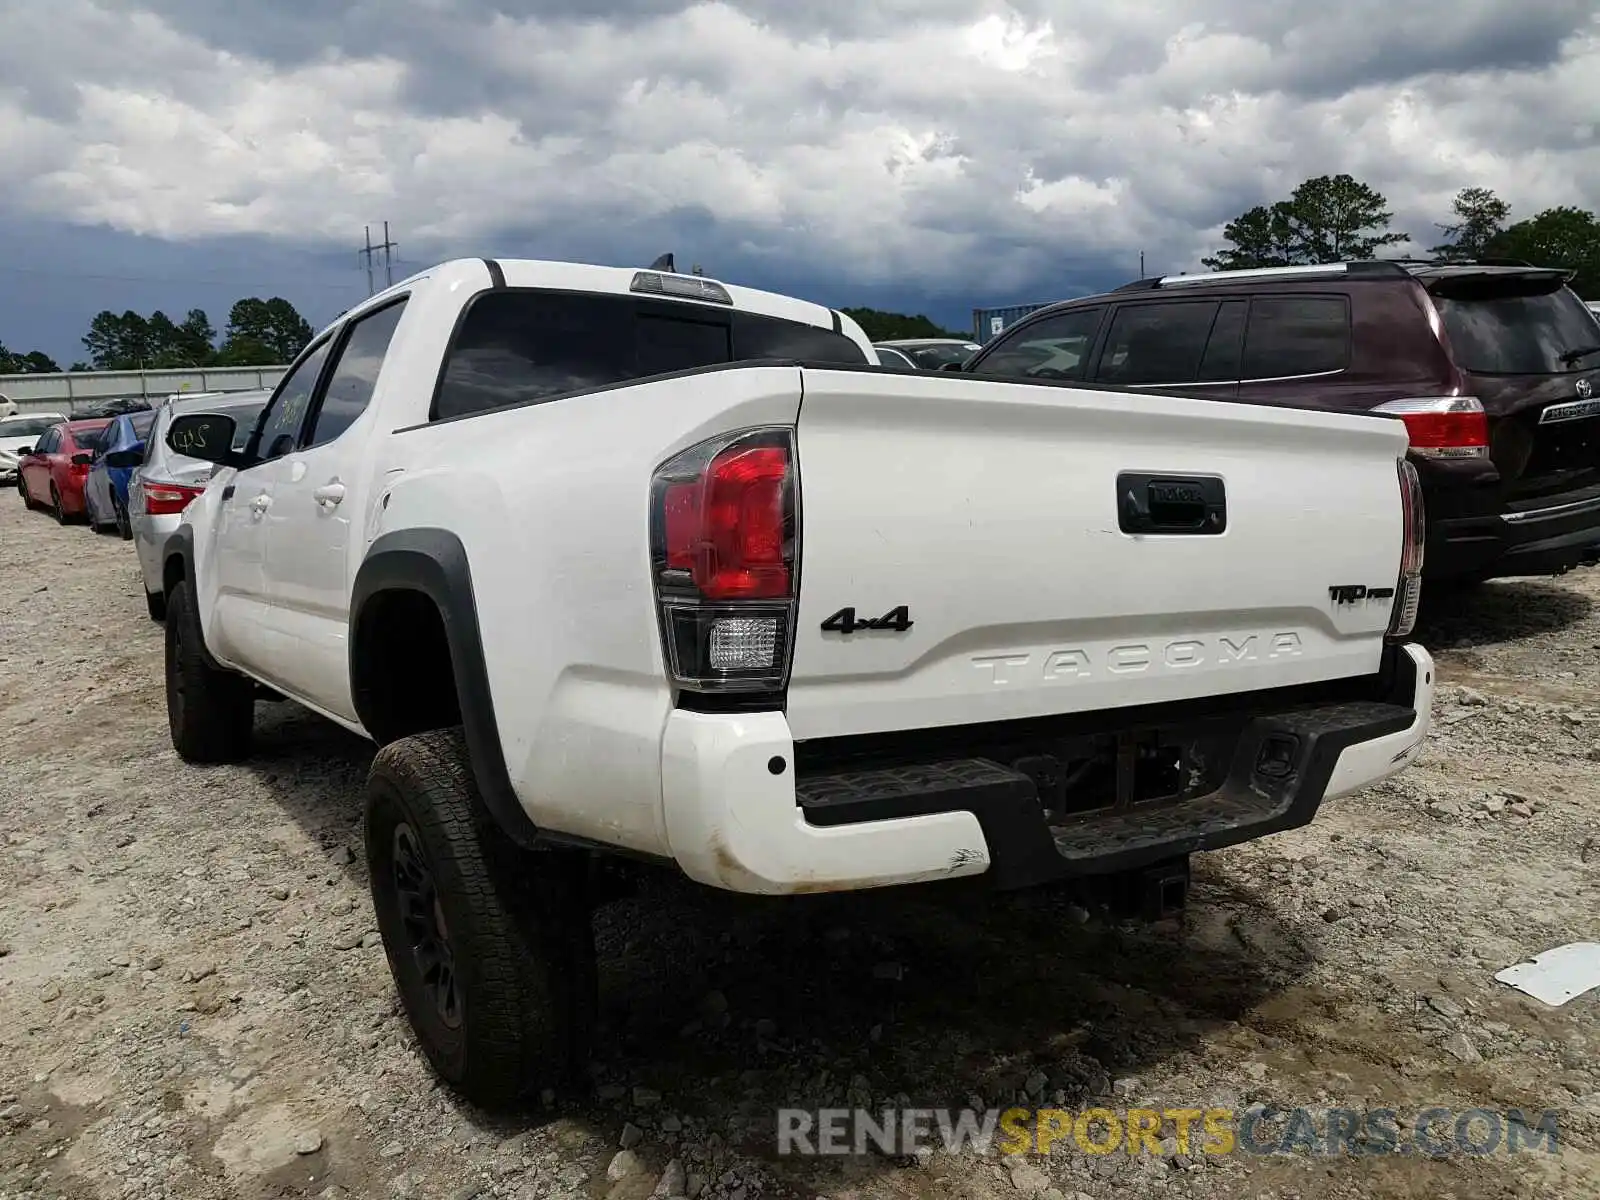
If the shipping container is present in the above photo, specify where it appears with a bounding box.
[972,303,1050,342]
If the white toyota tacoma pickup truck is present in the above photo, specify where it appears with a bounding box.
[157,257,1434,1105]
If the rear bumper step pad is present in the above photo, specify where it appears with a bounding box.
[796,699,1415,890]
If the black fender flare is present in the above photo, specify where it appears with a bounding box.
[350,528,541,848]
[159,526,227,672]
[161,524,194,594]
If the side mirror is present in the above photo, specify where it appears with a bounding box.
[15,446,33,457]
[71,452,94,466]
[104,448,143,468]
[167,413,244,467]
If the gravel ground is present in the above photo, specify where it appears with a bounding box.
[2,492,1599,1200]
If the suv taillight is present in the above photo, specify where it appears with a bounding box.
[1388,459,1425,640]
[649,428,798,693]
[1373,396,1488,459]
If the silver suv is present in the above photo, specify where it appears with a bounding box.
[130,390,269,620]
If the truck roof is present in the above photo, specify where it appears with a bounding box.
[371,257,850,341]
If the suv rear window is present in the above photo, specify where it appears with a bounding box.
[433,291,867,421]
[1433,284,1598,374]
[1241,297,1349,379]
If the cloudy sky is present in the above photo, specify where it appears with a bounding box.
[1,0,1597,365]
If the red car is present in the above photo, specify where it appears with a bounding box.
[17,419,112,524]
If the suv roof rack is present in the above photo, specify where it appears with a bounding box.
[1115,261,1412,291]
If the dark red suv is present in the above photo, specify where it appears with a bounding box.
[961,260,1600,584]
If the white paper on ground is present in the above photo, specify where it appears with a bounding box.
[1494,943,1600,1007]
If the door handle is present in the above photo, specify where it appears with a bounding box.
[313,481,346,507]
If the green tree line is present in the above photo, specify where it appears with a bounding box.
[1205,176,1599,297]
[0,296,316,376]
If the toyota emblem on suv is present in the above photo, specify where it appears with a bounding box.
[1579,378,1593,400]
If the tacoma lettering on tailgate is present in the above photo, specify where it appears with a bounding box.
[972,633,1303,684]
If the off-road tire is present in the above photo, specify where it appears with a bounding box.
[144,589,166,622]
[366,728,596,1109]
[164,580,254,762]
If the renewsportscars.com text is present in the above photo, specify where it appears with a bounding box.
[776,1106,1561,1158]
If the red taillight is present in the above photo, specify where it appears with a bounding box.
[662,483,699,572]
[1373,397,1488,459]
[660,442,791,601]
[144,482,206,516]
[651,428,797,692]
[700,444,790,600]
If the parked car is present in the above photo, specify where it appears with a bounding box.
[83,410,158,538]
[871,344,919,369]
[0,411,68,484]
[15,418,112,523]
[156,257,1431,1107]
[130,389,270,620]
[876,336,983,370]
[72,396,155,420]
[962,260,1600,585]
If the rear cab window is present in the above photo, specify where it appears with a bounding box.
[431,291,867,421]
[1430,278,1599,375]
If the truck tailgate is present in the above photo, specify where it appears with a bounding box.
[787,369,1411,742]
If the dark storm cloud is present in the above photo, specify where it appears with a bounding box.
[1,0,1596,357]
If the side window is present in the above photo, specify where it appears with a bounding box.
[1198,300,1248,382]
[731,312,867,364]
[255,339,332,459]
[971,308,1105,381]
[37,429,57,454]
[307,300,408,447]
[1241,297,1350,379]
[1094,302,1219,386]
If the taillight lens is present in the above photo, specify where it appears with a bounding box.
[1373,396,1488,459]
[143,482,206,516]
[650,428,798,693]
[1389,458,1425,639]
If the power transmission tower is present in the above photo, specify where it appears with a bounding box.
[359,223,400,295]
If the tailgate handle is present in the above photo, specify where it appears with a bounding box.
[1118,473,1226,535]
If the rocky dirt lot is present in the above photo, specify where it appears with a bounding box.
[2,494,1599,1200]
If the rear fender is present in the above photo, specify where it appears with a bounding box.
[350,527,541,849]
